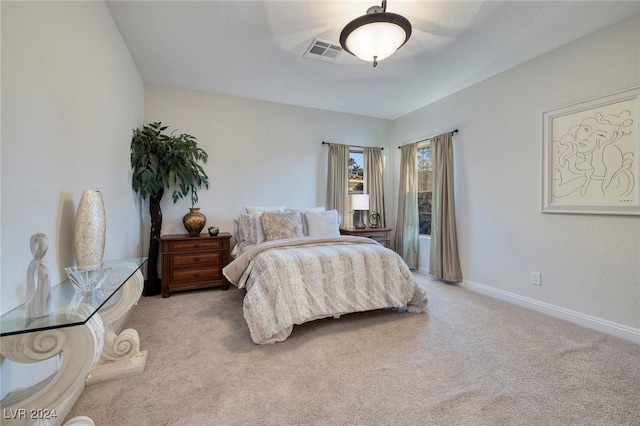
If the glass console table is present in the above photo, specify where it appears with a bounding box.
[0,258,148,426]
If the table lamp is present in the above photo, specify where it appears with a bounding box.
[350,194,370,229]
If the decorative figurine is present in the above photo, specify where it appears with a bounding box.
[26,233,54,319]
[208,226,219,236]
[368,211,381,229]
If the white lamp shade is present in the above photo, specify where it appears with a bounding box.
[345,21,408,62]
[350,194,370,211]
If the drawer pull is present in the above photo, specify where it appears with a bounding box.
[194,257,201,262]
[194,273,200,278]
[194,244,200,248]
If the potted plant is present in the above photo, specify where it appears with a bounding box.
[130,122,210,296]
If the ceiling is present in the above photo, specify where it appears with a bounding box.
[106,1,640,120]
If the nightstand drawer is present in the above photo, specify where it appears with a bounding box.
[171,267,221,283]
[364,231,387,239]
[165,238,225,252]
[170,252,221,267]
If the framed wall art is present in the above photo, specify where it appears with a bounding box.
[542,87,640,215]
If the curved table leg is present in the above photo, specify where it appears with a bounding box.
[63,416,95,426]
[0,309,103,426]
[86,269,147,386]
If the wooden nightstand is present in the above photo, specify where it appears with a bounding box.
[340,227,392,248]
[160,233,231,298]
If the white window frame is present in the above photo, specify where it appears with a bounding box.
[348,147,365,195]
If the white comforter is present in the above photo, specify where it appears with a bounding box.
[222,236,428,344]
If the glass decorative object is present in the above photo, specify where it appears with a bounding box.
[65,264,112,292]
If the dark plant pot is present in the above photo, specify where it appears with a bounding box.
[143,279,161,297]
[183,207,207,236]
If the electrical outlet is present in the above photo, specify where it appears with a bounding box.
[531,272,541,286]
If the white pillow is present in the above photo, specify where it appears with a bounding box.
[304,210,341,237]
[288,207,325,235]
[245,205,286,214]
[292,206,325,212]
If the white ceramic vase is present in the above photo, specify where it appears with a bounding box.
[74,189,106,271]
[26,233,54,319]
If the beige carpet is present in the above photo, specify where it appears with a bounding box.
[68,274,640,425]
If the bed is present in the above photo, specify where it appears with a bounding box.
[222,207,428,344]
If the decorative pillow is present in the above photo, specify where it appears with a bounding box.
[246,207,286,243]
[260,211,303,241]
[235,214,256,244]
[305,210,340,237]
[250,212,266,244]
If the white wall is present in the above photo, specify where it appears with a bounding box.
[1,0,143,397]
[143,85,392,240]
[392,14,640,333]
[1,3,636,405]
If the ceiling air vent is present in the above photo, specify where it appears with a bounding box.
[303,39,343,63]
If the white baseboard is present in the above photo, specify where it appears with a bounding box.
[458,279,639,344]
[415,270,639,344]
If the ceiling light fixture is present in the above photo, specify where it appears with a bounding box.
[339,0,412,67]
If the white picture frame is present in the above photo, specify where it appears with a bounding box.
[542,87,640,215]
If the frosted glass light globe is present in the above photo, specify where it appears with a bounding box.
[345,22,408,62]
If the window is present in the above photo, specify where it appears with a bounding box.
[417,143,432,235]
[349,149,364,194]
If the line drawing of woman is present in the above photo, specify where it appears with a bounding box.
[551,109,635,202]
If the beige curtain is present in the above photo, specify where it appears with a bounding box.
[364,147,385,228]
[326,143,350,228]
[429,133,463,282]
[394,144,419,268]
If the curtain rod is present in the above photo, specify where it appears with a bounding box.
[397,129,459,149]
[322,141,384,151]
